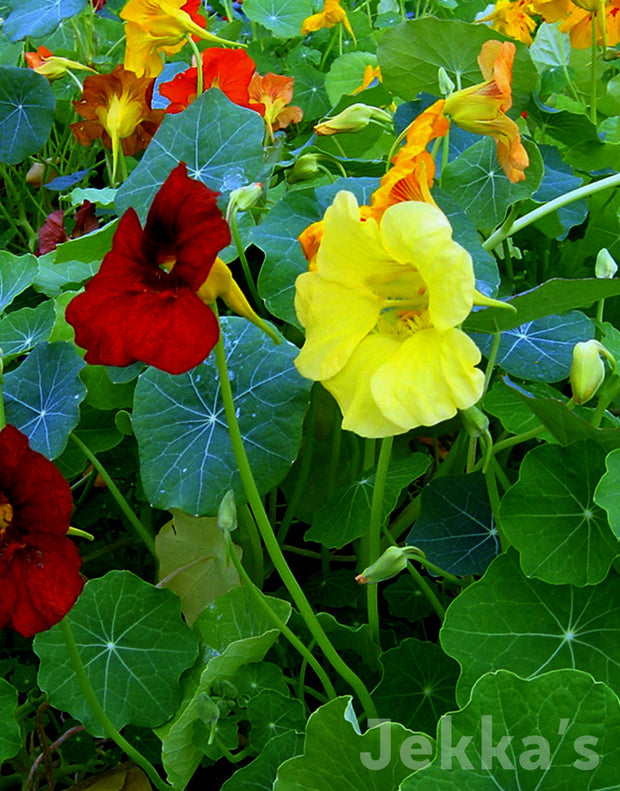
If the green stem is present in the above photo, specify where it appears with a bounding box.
[367,436,393,646]
[491,425,546,454]
[58,618,170,791]
[319,25,340,70]
[229,209,262,309]
[484,465,508,552]
[406,564,444,620]
[590,14,598,125]
[483,173,620,252]
[226,532,336,699]
[212,319,377,719]
[0,355,5,431]
[70,434,156,558]
[186,35,203,95]
[483,332,501,395]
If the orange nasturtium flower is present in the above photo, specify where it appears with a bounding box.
[71,65,165,182]
[294,192,485,438]
[477,0,538,45]
[301,0,355,37]
[558,0,620,48]
[248,73,303,140]
[25,46,95,81]
[443,40,529,183]
[121,0,241,78]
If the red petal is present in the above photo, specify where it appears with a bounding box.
[38,210,68,255]
[142,162,231,291]
[3,533,83,637]
[72,201,99,239]
[0,425,73,536]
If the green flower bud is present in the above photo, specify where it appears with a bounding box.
[218,490,237,534]
[288,153,322,183]
[595,248,617,279]
[438,66,455,96]
[314,104,392,136]
[460,405,490,438]
[226,182,262,223]
[570,340,609,404]
[355,546,423,585]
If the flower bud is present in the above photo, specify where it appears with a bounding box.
[226,182,262,222]
[460,405,489,438]
[438,66,455,96]
[288,153,321,184]
[355,546,423,585]
[595,248,617,279]
[314,104,392,135]
[570,340,609,404]
[217,489,237,534]
[571,0,603,10]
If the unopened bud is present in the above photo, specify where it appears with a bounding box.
[569,340,615,404]
[226,182,262,222]
[314,104,392,136]
[438,67,455,96]
[217,490,237,534]
[595,248,617,279]
[355,546,423,585]
[460,405,489,438]
[288,153,321,183]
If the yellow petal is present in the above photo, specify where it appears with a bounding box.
[324,335,410,438]
[317,191,395,287]
[372,327,484,428]
[379,201,475,330]
[294,272,381,381]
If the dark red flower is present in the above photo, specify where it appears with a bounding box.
[65,162,231,374]
[38,200,99,255]
[159,48,263,115]
[0,425,83,638]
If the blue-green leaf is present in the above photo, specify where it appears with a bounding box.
[0,67,55,164]
[4,0,87,41]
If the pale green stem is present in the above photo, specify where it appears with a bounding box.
[212,315,377,719]
[491,425,546,454]
[59,618,171,791]
[225,532,337,700]
[186,35,203,95]
[70,434,156,558]
[406,563,445,620]
[367,436,393,646]
[483,332,501,395]
[590,15,598,125]
[483,173,620,252]
[229,209,261,308]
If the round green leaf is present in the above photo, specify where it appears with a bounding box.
[34,570,199,736]
[402,669,620,789]
[133,317,311,516]
[3,0,87,41]
[243,0,311,37]
[221,731,304,791]
[0,67,55,164]
[115,90,266,222]
[374,638,459,735]
[325,52,378,105]
[0,678,20,764]
[0,302,55,358]
[4,341,87,459]
[0,252,38,312]
[594,448,620,540]
[440,551,620,705]
[246,690,305,751]
[499,440,618,586]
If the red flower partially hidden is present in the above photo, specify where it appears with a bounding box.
[159,48,263,114]
[0,425,83,638]
[38,201,99,255]
[65,162,231,374]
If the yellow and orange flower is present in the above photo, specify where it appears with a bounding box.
[71,65,164,181]
[25,46,95,81]
[301,0,355,37]
[559,0,620,47]
[478,0,538,45]
[443,40,529,183]
[121,0,241,78]
[248,73,303,140]
[351,65,382,95]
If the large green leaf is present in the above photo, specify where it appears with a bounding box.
[4,0,87,40]
[246,690,305,750]
[464,277,620,334]
[0,678,20,764]
[0,252,38,312]
[374,639,459,735]
[0,67,55,164]
[500,440,618,586]
[401,670,620,789]
[243,0,311,38]
[34,571,199,736]
[594,448,620,540]
[306,453,430,549]
[4,341,86,459]
[441,551,620,705]
[115,90,266,222]
[221,731,304,791]
[0,302,55,358]
[274,697,429,791]
[442,139,543,229]
[133,317,311,515]
[157,586,291,789]
[377,19,536,111]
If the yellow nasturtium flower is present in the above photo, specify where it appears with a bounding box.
[294,191,485,438]
[478,0,538,45]
[301,0,355,37]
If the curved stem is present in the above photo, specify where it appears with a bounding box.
[229,209,262,308]
[186,35,203,95]
[483,172,620,252]
[212,319,377,719]
[70,434,156,558]
[225,532,336,700]
[0,355,5,431]
[406,563,445,620]
[58,618,170,791]
[367,436,393,646]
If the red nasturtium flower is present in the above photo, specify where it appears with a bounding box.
[0,425,83,638]
[71,65,165,182]
[38,201,99,256]
[65,162,231,375]
[159,48,262,114]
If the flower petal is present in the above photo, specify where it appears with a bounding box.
[324,334,410,438]
[380,201,475,330]
[372,328,484,429]
[295,272,381,381]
